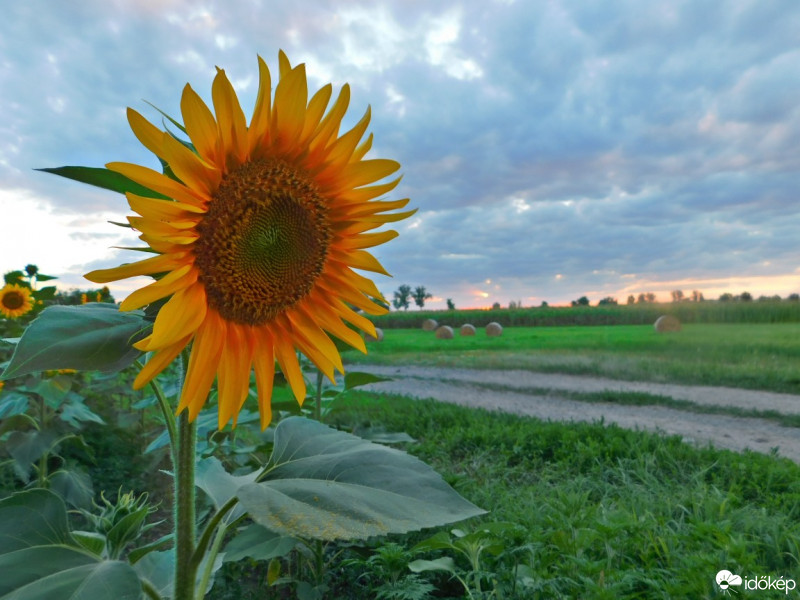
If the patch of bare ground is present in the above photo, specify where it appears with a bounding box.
[355,365,800,463]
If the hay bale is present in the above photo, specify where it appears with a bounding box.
[422,318,438,331]
[654,315,681,333]
[486,322,503,337]
[460,324,476,336]
[435,325,454,339]
[365,327,384,342]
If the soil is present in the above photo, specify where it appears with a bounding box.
[355,365,800,463]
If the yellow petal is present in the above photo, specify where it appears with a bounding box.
[181,83,219,165]
[120,264,197,311]
[309,84,350,154]
[107,162,207,207]
[212,68,248,165]
[322,106,371,168]
[273,328,305,404]
[335,177,402,205]
[286,309,343,378]
[144,281,207,350]
[306,297,367,353]
[299,84,332,146]
[329,297,378,337]
[273,64,308,154]
[329,159,401,192]
[337,230,398,250]
[335,249,391,276]
[178,311,226,421]
[128,108,165,159]
[217,324,254,428]
[252,332,275,430]
[127,193,206,222]
[133,334,192,390]
[85,252,190,284]
[248,56,273,154]
[160,133,222,196]
[351,132,373,162]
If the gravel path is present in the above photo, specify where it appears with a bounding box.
[355,365,800,463]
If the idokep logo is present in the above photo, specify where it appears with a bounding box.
[715,569,797,595]
[716,570,742,593]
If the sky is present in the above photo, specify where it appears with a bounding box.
[1,0,798,309]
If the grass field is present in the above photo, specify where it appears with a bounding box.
[345,323,800,394]
[321,392,800,599]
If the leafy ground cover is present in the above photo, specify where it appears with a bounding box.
[322,392,800,599]
[345,324,800,394]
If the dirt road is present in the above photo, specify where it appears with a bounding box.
[355,365,800,463]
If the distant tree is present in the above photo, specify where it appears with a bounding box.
[508,300,523,309]
[412,286,432,309]
[738,291,753,302]
[446,298,456,310]
[690,290,704,302]
[626,295,635,305]
[757,295,781,302]
[571,296,590,307]
[392,284,412,310]
[540,301,549,308]
[718,293,734,302]
[671,290,684,302]
[788,293,800,302]
[597,297,617,306]
[637,292,656,303]
[491,302,501,310]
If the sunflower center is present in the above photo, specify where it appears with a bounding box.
[194,158,331,325]
[2,291,24,310]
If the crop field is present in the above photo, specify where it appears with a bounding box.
[346,322,800,394]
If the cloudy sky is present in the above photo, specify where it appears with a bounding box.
[1,0,798,309]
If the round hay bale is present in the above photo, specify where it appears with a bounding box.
[422,318,438,331]
[435,325,454,339]
[654,315,681,333]
[486,322,503,337]
[365,327,384,342]
[460,323,476,336]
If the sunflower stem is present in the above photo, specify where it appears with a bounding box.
[140,360,178,466]
[174,411,197,600]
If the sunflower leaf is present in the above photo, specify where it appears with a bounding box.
[236,417,485,541]
[37,166,169,199]
[0,489,142,599]
[1,305,147,379]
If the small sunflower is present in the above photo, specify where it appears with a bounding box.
[87,52,414,429]
[0,284,34,319]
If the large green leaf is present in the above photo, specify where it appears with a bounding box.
[37,166,168,199]
[222,523,297,562]
[236,417,485,541]
[0,490,142,599]
[1,304,147,379]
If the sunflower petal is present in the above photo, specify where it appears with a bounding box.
[212,68,248,165]
[144,282,207,350]
[273,328,306,404]
[181,83,219,165]
[107,162,207,207]
[133,335,192,390]
[248,56,273,153]
[338,230,398,250]
[252,332,275,430]
[128,109,165,159]
[217,324,254,428]
[127,193,206,222]
[120,264,197,311]
[161,133,222,195]
[85,252,190,284]
[178,311,226,421]
[273,64,308,154]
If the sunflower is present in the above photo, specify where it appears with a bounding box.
[86,52,414,429]
[0,284,34,319]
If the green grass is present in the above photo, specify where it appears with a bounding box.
[329,392,800,599]
[345,324,800,394]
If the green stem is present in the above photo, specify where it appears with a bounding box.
[138,359,178,465]
[314,370,323,423]
[37,395,48,487]
[314,540,324,585]
[174,412,197,600]
[192,496,238,571]
[141,578,164,600]
[196,520,229,596]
